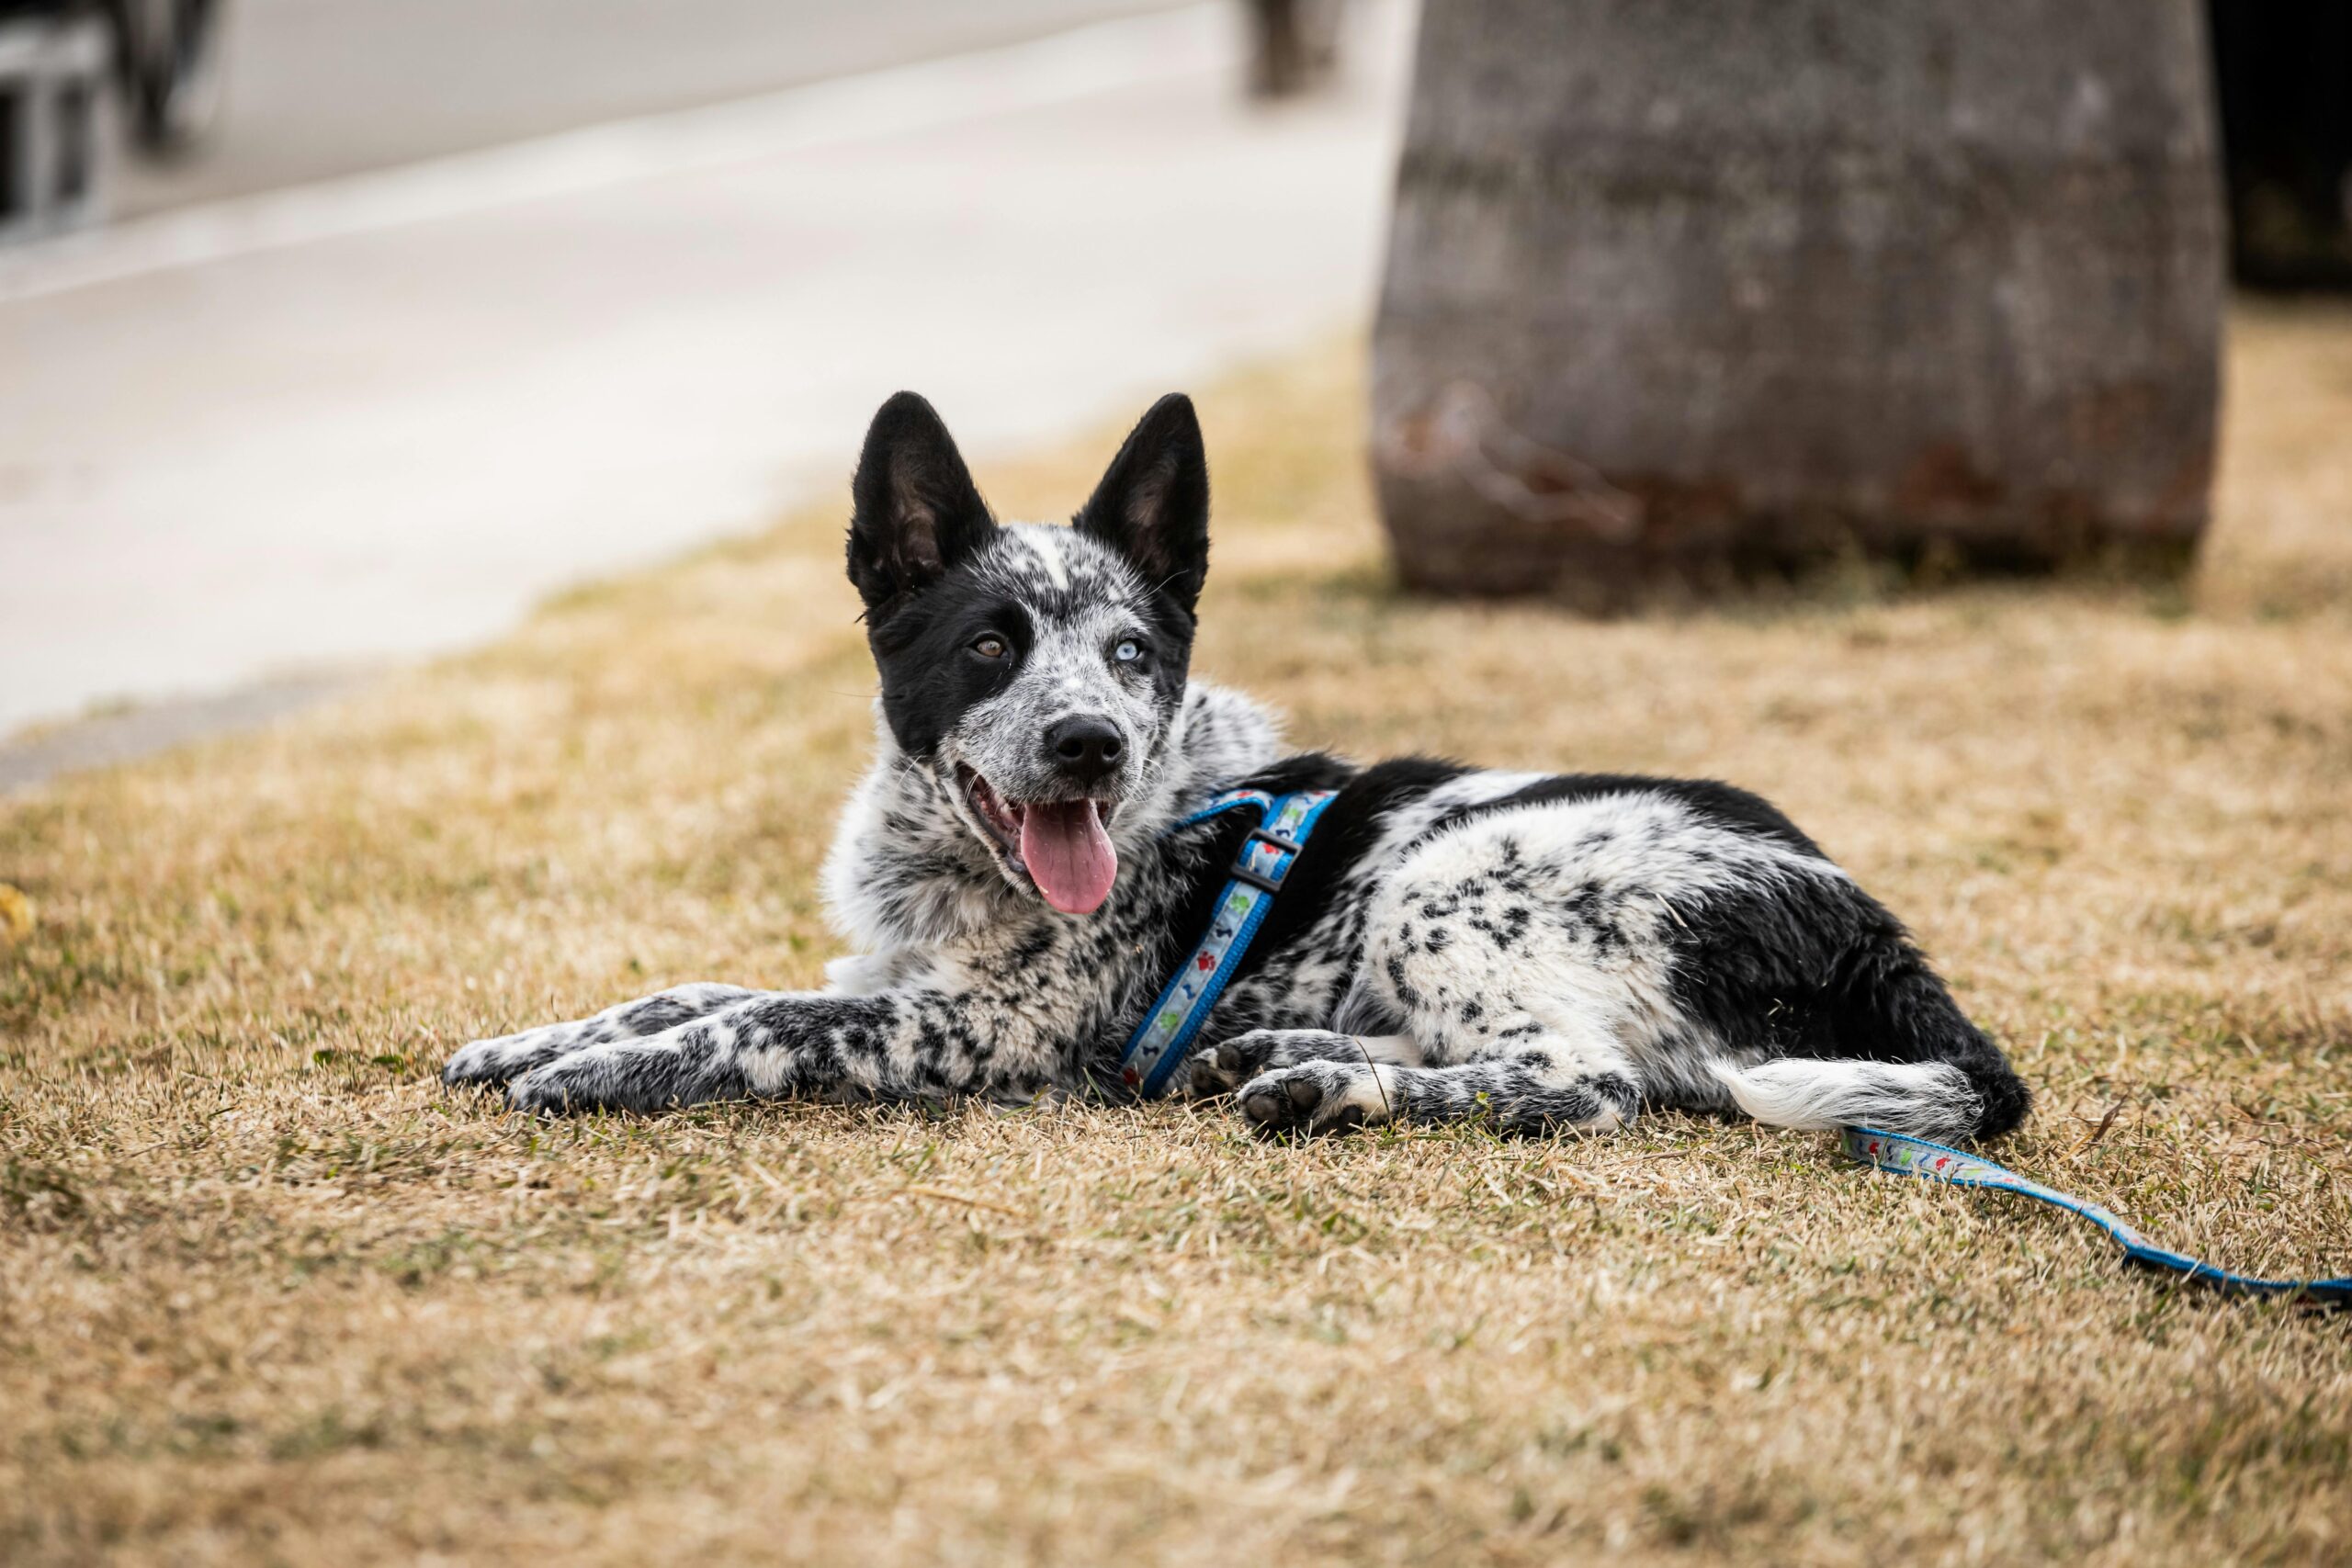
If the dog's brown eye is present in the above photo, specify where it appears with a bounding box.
[972,634,1007,660]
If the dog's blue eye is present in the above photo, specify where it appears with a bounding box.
[1114,639,1141,664]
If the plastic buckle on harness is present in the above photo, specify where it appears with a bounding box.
[1229,826,1306,895]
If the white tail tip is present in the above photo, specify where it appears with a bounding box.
[1710,1058,1981,1143]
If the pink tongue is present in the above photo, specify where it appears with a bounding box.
[1020,801,1118,914]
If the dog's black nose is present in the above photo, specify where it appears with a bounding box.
[1045,715,1125,784]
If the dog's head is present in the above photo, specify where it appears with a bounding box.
[846,391,1210,915]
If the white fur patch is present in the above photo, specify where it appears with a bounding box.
[1020,525,1073,591]
[1710,1059,1980,1143]
[1365,790,1841,1068]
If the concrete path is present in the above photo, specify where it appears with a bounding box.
[112,0,1192,219]
[0,0,1412,763]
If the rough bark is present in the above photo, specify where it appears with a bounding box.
[1371,0,2226,602]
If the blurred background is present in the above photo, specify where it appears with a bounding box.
[0,0,1407,775]
[0,0,2347,778]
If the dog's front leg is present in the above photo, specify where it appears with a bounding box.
[503,987,1022,1114]
[442,983,763,1088]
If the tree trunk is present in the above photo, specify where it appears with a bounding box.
[1371,0,2226,603]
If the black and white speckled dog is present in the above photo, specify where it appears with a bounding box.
[443,392,2030,1143]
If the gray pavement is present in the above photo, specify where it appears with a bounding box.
[116,0,1192,217]
[0,0,1415,773]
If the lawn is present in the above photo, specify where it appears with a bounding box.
[4,306,2349,1565]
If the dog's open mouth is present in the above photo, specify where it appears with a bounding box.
[956,765,1119,915]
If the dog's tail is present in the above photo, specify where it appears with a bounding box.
[1708,955,2030,1145]
[1709,1058,1997,1144]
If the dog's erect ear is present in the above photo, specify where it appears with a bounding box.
[848,392,998,619]
[1075,393,1210,618]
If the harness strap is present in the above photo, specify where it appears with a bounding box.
[1118,787,1338,1098]
[1844,1127,2351,1305]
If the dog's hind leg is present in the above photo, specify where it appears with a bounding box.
[1234,1033,1643,1135]
[442,983,763,1088]
[1227,807,1675,1136]
[1216,937,1649,1137]
[1186,1029,1423,1099]
[1226,949,1647,1136]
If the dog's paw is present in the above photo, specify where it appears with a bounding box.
[1188,1029,1368,1099]
[504,1031,741,1116]
[1188,1030,1283,1098]
[442,1031,552,1089]
[507,1049,645,1115]
[1236,1060,1396,1136]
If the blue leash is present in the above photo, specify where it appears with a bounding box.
[1843,1127,2352,1306]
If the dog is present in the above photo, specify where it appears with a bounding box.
[442,391,2030,1143]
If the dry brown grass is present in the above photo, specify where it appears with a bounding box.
[6,305,2352,1566]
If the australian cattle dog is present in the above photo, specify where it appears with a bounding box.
[444,393,2030,1143]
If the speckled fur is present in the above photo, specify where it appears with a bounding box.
[444,394,2030,1143]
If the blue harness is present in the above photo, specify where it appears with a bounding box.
[1115,786,1337,1097]
[1114,786,2346,1304]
